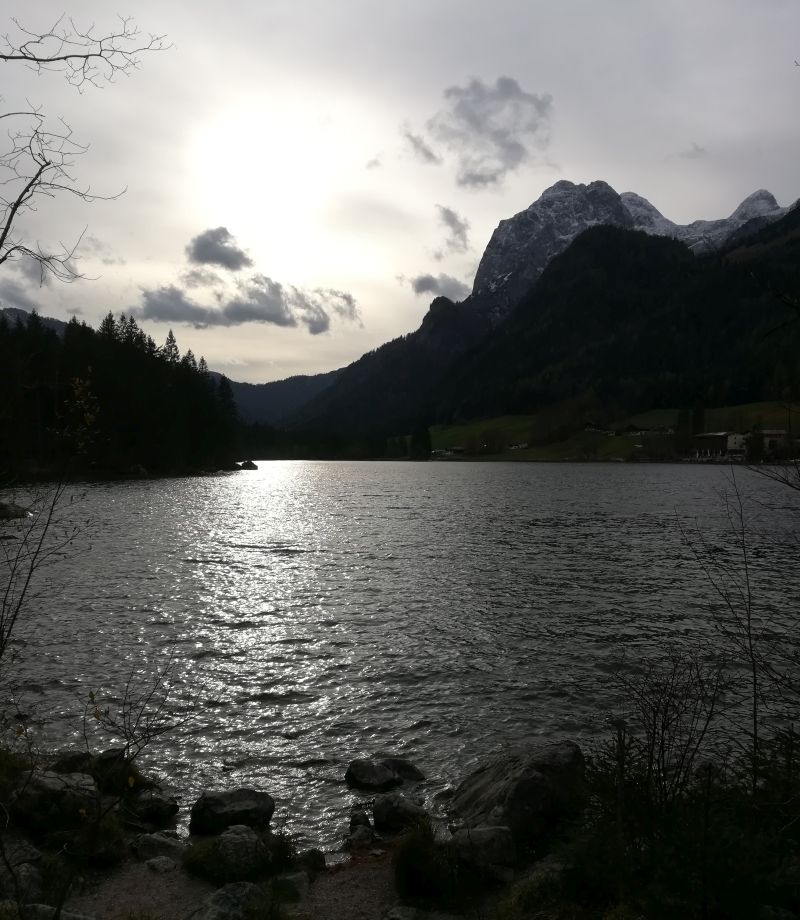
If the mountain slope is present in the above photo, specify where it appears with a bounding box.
[434,205,800,423]
[293,180,791,436]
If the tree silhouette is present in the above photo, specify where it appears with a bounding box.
[0,15,167,281]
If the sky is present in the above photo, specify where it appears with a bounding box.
[1,0,798,383]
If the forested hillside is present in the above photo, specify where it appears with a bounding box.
[0,312,239,477]
[434,206,800,423]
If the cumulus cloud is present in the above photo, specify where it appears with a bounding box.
[135,227,360,334]
[424,76,553,187]
[678,142,709,160]
[402,125,442,164]
[436,205,470,255]
[186,227,253,271]
[135,277,360,335]
[408,273,471,302]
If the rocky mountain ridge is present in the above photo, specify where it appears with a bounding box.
[472,180,788,325]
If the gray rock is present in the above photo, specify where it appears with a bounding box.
[125,788,179,826]
[345,759,401,792]
[146,856,177,874]
[452,825,515,882]
[49,750,94,775]
[197,882,266,920]
[345,825,375,850]
[349,805,372,832]
[12,771,98,832]
[380,758,425,782]
[190,787,275,834]
[0,860,43,904]
[373,792,427,833]
[450,740,585,846]
[296,848,326,878]
[345,756,425,791]
[0,502,29,520]
[214,825,269,881]
[132,831,185,861]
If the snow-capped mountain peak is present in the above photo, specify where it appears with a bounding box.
[471,180,788,324]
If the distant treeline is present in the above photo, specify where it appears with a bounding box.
[0,311,239,478]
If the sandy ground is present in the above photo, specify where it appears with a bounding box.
[297,849,395,920]
[65,860,215,919]
[63,849,396,920]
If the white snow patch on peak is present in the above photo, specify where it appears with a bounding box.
[620,192,678,236]
[730,189,780,220]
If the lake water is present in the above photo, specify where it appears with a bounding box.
[4,461,799,850]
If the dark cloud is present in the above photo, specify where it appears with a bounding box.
[426,76,553,187]
[135,277,360,335]
[436,205,470,254]
[678,142,709,160]
[139,285,216,327]
[409,273,470,302]
[0,277,40,312]
[186,227,254,271]
[224,275,296,327]
[402,126,442,164]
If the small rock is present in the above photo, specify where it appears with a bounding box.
[125,788,179,826]
[240,460,258,471]
[349,806,372,832]
[345,825,375,850]
[190,788,275,834]
[373,792,427,833]
[296,848,326,878]
[146,856,177,874]
[132,832,185,861]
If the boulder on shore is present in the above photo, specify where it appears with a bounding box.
[450,740,585,847]
[189,787,275,835]
[373,792,428,833]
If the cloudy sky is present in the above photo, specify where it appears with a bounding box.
[1,0,798,382]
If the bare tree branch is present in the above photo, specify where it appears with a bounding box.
[0,16,167,283]
[0,16,169,90]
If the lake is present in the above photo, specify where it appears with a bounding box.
[5,461,799,850]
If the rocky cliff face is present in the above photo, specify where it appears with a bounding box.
[471,180,787,326]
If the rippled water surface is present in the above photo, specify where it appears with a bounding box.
[7,462,800,849]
